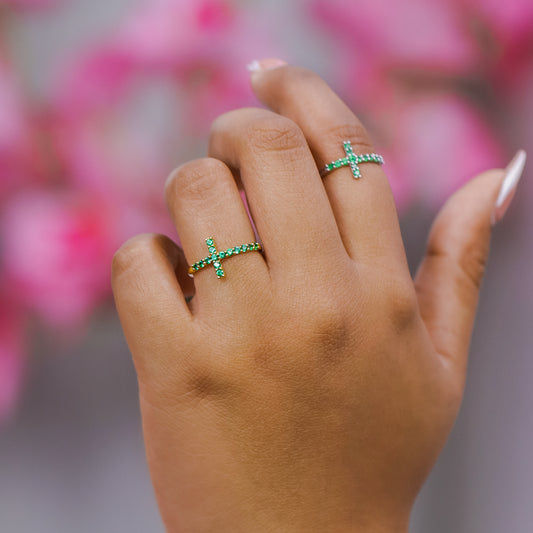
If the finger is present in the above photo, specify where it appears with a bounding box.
[208,107,346,278]
[112,233,193,375]
[414,151,526,377]
[250,63,408,274]
[165,157,269,308]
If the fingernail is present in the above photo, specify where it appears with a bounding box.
[247,58,287,72]
[491,149,527,226]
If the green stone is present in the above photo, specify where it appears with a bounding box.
[211,253,217,261]
[206,238,214,246]
[213,261,221,268]
[209,246,216,253]
[234,246,240,254]
[205,258,212,265]
[199,261,205,268]
[242,244,248,252]
[333,161,340,168]
[218,251,226,258]
[216,269,225,277]
[226,248,233,256]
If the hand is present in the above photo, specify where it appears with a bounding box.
[112,62,522,533]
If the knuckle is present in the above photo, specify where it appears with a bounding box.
[246,114,305,154]
[327,123,375,154]
[427,239,489,292]
[298,293,351,352]
[457,241,488,291]
[112,233,160,278]
[385,277,419,331]
[165,158,228,202]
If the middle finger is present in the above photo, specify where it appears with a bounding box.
[209,108,347,278]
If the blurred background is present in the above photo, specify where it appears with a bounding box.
[0,0,532,531]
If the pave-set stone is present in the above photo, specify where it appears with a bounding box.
[188,237,263,279]
[321,141,385,179]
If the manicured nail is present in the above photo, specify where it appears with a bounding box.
[491,149,527,226]
[247,58,287,72]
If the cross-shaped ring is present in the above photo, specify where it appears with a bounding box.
[188,237,263,279]
[321,141,385,179]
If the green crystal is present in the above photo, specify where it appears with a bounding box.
[226,248,233,256]
[216,269,225,277]
[218,251,226,258]
[234,246,241,254]
[206,238,214,246]
[209,246,216,253]
[242,244,248,252]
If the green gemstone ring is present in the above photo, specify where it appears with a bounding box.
[188,237,263,279]
[321,141,384,179]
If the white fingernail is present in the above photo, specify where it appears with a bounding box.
[491,149,527,226]
[246,58,287,73]
[247,60,262,72]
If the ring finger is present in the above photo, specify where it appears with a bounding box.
[165,157,269,311]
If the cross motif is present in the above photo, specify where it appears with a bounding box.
[321,141,385,179]
[188,238,263,279]
[203,237,226,279]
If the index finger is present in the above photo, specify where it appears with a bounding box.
[250,62,409,275]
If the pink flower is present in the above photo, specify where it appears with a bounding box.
[57,0,282,131]
[459,0,533,51]
[457,0,533,87]
[52,98,174,209]
[0,304,25,423]
[46,0,281,257]
[0,57,39,199]
[1,191,117,328]
[308,0,478,104]
[388,95,504,207]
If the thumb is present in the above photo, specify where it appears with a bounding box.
[415,150,526,377]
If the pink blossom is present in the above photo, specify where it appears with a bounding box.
[0,58,39,199]
[57,0,281,130]
[0,305,25,423]
[47,0,281,255]
[1,191,117,328]
[53,95,175,209]
[457,0,533,87]
[308,0,478,104]
[389,95,504,207]
[459,0,533,51]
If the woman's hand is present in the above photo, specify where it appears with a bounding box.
[112,62,523,533]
